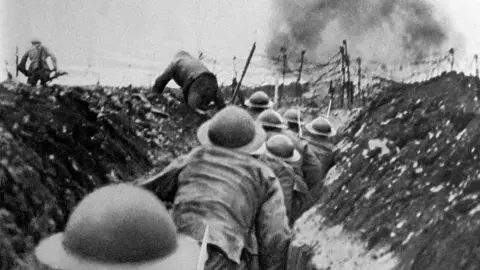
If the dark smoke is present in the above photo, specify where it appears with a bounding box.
[266,0,462,65]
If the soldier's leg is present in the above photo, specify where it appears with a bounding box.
[40,70,50,86]
[27,73,39,86]
[187,77,213,111]
[187,90,204,111]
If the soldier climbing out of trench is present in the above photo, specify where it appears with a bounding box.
[257,109,325,221]
[33,184,205,270]
[152,51,226,117]
[17,38,58,87]
[139,106,291,270]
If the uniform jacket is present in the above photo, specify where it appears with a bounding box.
[19,44,57,72]
[141,146,291,270]
[259,155,305,222]
[303,136,335,175]
[268,129,326,189]
[153,51,225,110]
[153,51,213,93]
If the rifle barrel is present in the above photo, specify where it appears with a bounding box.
[231,42,256,104]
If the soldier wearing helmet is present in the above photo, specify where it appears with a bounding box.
[34,184,203,270]
[303,116,337,176]
[259,134,308,224]
[244,91,274,119]
[258,109,325,187]
[18,39,58,86]
[256,109,288,138]
[139,106,291,270]
[256,109,326,221]
[152,51,226,116]
[283,108,302,133]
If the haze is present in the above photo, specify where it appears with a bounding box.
[1,0,479,85]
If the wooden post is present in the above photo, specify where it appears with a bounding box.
[475,54,479,77]
[233,56,237,78]
[297,50,306,83]
[340,46,345,108]
[449,48,455,72]
[231,42,257,104]
[15,46,19,77]
[295,50,306,97]
[343,40,352,107]
[357,57,364,106]
[280,47,287,106]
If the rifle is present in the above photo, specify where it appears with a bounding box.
[231,42,256,104]
[46,70,68,83]
[15,46,19,77]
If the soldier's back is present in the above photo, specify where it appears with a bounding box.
[172,146,277,265]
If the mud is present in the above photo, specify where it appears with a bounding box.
[292,71,480,270]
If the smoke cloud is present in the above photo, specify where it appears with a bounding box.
[266,0,464,65]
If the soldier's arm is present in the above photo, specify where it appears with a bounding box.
[152,62,175,95]
[213,86,226,110]
[137,155,188,204]
[44,47,58,70]
[302,145,327,189]
[18,52,29,73]
[256,176,292,270]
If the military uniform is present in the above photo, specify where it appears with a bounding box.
[153,51,226,112]
[143,146,291,270]
[18,43,57,86]
[303,136,335,175]
[259,155,304,223]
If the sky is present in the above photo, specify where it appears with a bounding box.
[1,0,480,86]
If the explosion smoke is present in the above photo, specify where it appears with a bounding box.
[266,0,464,65]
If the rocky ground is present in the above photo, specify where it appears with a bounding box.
[291,71,480,270]
[0,81,204,269]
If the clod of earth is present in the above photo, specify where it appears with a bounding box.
[291,72,480,270]
[0,82,202,269]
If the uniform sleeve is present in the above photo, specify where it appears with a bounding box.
[137,155,187,204]
[44,47,57,69]
[152,62,175,95]
[18,52,29,72]
[213,86,226,110]
[256,176,292,270]
[301,145,327,189]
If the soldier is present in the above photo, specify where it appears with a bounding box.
[256,109,288,138]
[244,91,274,119]
[152,51,226,116]
[259,134,307,224]
[282,108,302,133]
[18,39,58,86]
[34,184,203,270]
[257,109,325,221]
[303,116,337,176]
[139,106,291,270]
